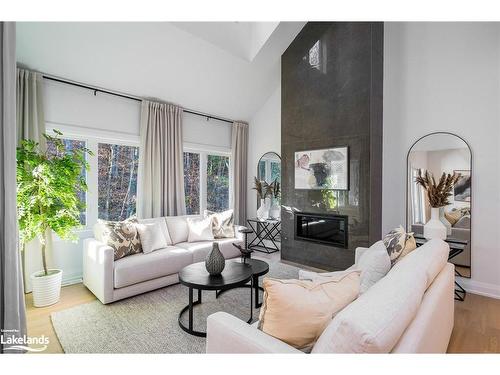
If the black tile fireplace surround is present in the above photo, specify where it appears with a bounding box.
[280,22,383,271]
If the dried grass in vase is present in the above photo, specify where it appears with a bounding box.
[415,169,461,208]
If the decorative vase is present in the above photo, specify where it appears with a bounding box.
[269,199,281,219]
[439,207,452,236]
[424,207,447,240]
[256,198,269,220]
[205,243,225,276]
[30,269,63,307]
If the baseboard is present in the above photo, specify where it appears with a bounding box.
[62,273,83,287]
[457,277,500,299]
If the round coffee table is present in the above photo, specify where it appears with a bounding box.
[178,262,253,337]
[216,258,269,308]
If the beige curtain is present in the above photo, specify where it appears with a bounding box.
[1,22,27,353]
[137,100,186,218]
[16,68,45,148]
[231,121,248,225]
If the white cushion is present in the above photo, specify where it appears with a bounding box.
[299,241,390,294]
[187,216,214,242]
[165,216,190,244]
[135,222,169,254]
[113,246,192,288]
[138,217,172,245]
[357,241,391,293]
[176,238,242,262]
[312,239,449,353]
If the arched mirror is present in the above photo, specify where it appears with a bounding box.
[256,152,281,208]
[407,132,471,278]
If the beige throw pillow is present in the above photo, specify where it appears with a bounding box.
[204,209,235,238]
[94,217,142,260]
[136,222,169,254]
[187,216,215,242]
[258,271,360,351]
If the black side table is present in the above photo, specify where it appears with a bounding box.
[414,235,467,301]
[178,262,253,337]
[216,258,269,308]
[247,218,281,254]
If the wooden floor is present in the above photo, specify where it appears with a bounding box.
[26,271,500,354]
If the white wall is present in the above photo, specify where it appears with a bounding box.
[383,22,500,298]
[247,85,281,219]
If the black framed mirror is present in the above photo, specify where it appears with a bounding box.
[406,132,472,278]
[256,151,281,210]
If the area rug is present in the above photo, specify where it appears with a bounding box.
[50,258,300,353]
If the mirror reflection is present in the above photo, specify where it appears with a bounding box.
[407,133,471,278]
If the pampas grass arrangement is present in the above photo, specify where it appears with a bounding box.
[415,169,461,208]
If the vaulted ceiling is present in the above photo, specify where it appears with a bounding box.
[16,22,305,121]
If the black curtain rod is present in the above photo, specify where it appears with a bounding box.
[42,75,234,124]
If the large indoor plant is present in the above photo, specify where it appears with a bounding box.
[415,169,460,240]
[17,130,92,307]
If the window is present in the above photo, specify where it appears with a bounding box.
[206,154,229,212]
[184,152,201,214]
[98,143,139,221]
[183,149,231,214]
[46,138,87,225]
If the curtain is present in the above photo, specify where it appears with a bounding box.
[231,121,248,225]
[16,68,45,148]
[137,100,186,218]
[1,22,27,353]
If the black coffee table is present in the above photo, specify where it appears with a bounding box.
[178,262,253,337]
[216,258,270,308]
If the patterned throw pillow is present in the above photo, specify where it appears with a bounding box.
[204,209,235,238]
[383,225,412,266]
[94,217,142,260]
[396,232,417,264]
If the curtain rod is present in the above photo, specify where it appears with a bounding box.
[41,74,235,125]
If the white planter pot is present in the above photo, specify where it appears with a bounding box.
[269,203,281,219]
[30,269,63,307]
[424,207,447,240]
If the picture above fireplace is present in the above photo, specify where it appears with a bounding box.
[295,212,348,248]
[294,146,349,190]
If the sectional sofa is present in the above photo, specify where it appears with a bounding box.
[83,215,245,304]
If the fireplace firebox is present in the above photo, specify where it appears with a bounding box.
[294,212,348,248]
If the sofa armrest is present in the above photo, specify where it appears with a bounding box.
[355,246,370,265]
[206,312,303,354]
[83,238,114,304]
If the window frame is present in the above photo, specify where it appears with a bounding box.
[46,123,140,232]
[183,142,233,215]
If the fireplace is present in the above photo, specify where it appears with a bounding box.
[294,212,348,248]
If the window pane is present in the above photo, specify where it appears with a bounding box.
[98,143,139,221]
[207,154,229,212]
[46,138,87,225]
[184,152,200,214]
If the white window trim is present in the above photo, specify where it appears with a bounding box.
[46,122,140,231]
[183,142,233,214]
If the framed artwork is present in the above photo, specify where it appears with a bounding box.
[454,169,471,202]
[294,146,349,190]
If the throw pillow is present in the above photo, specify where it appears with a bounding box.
[136,221,169,254]
[383,225,409,265]
[396,232,417,263]
[187,216,215,242]
[94,217,142,261]
[445,209,462,226]
[299,241,390,294]
[204,209,235,238]
[258,271,360,351]
[454,215,471,229]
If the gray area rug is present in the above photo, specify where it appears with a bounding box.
[51,258,299,353]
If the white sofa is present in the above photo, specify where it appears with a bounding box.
[206,239,455,353]
[83,215,245,304]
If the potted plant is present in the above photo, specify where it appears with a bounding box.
[252,177,271,220]
[17,130,92,307]
[269,179,281,219]
[415,169,460,240]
